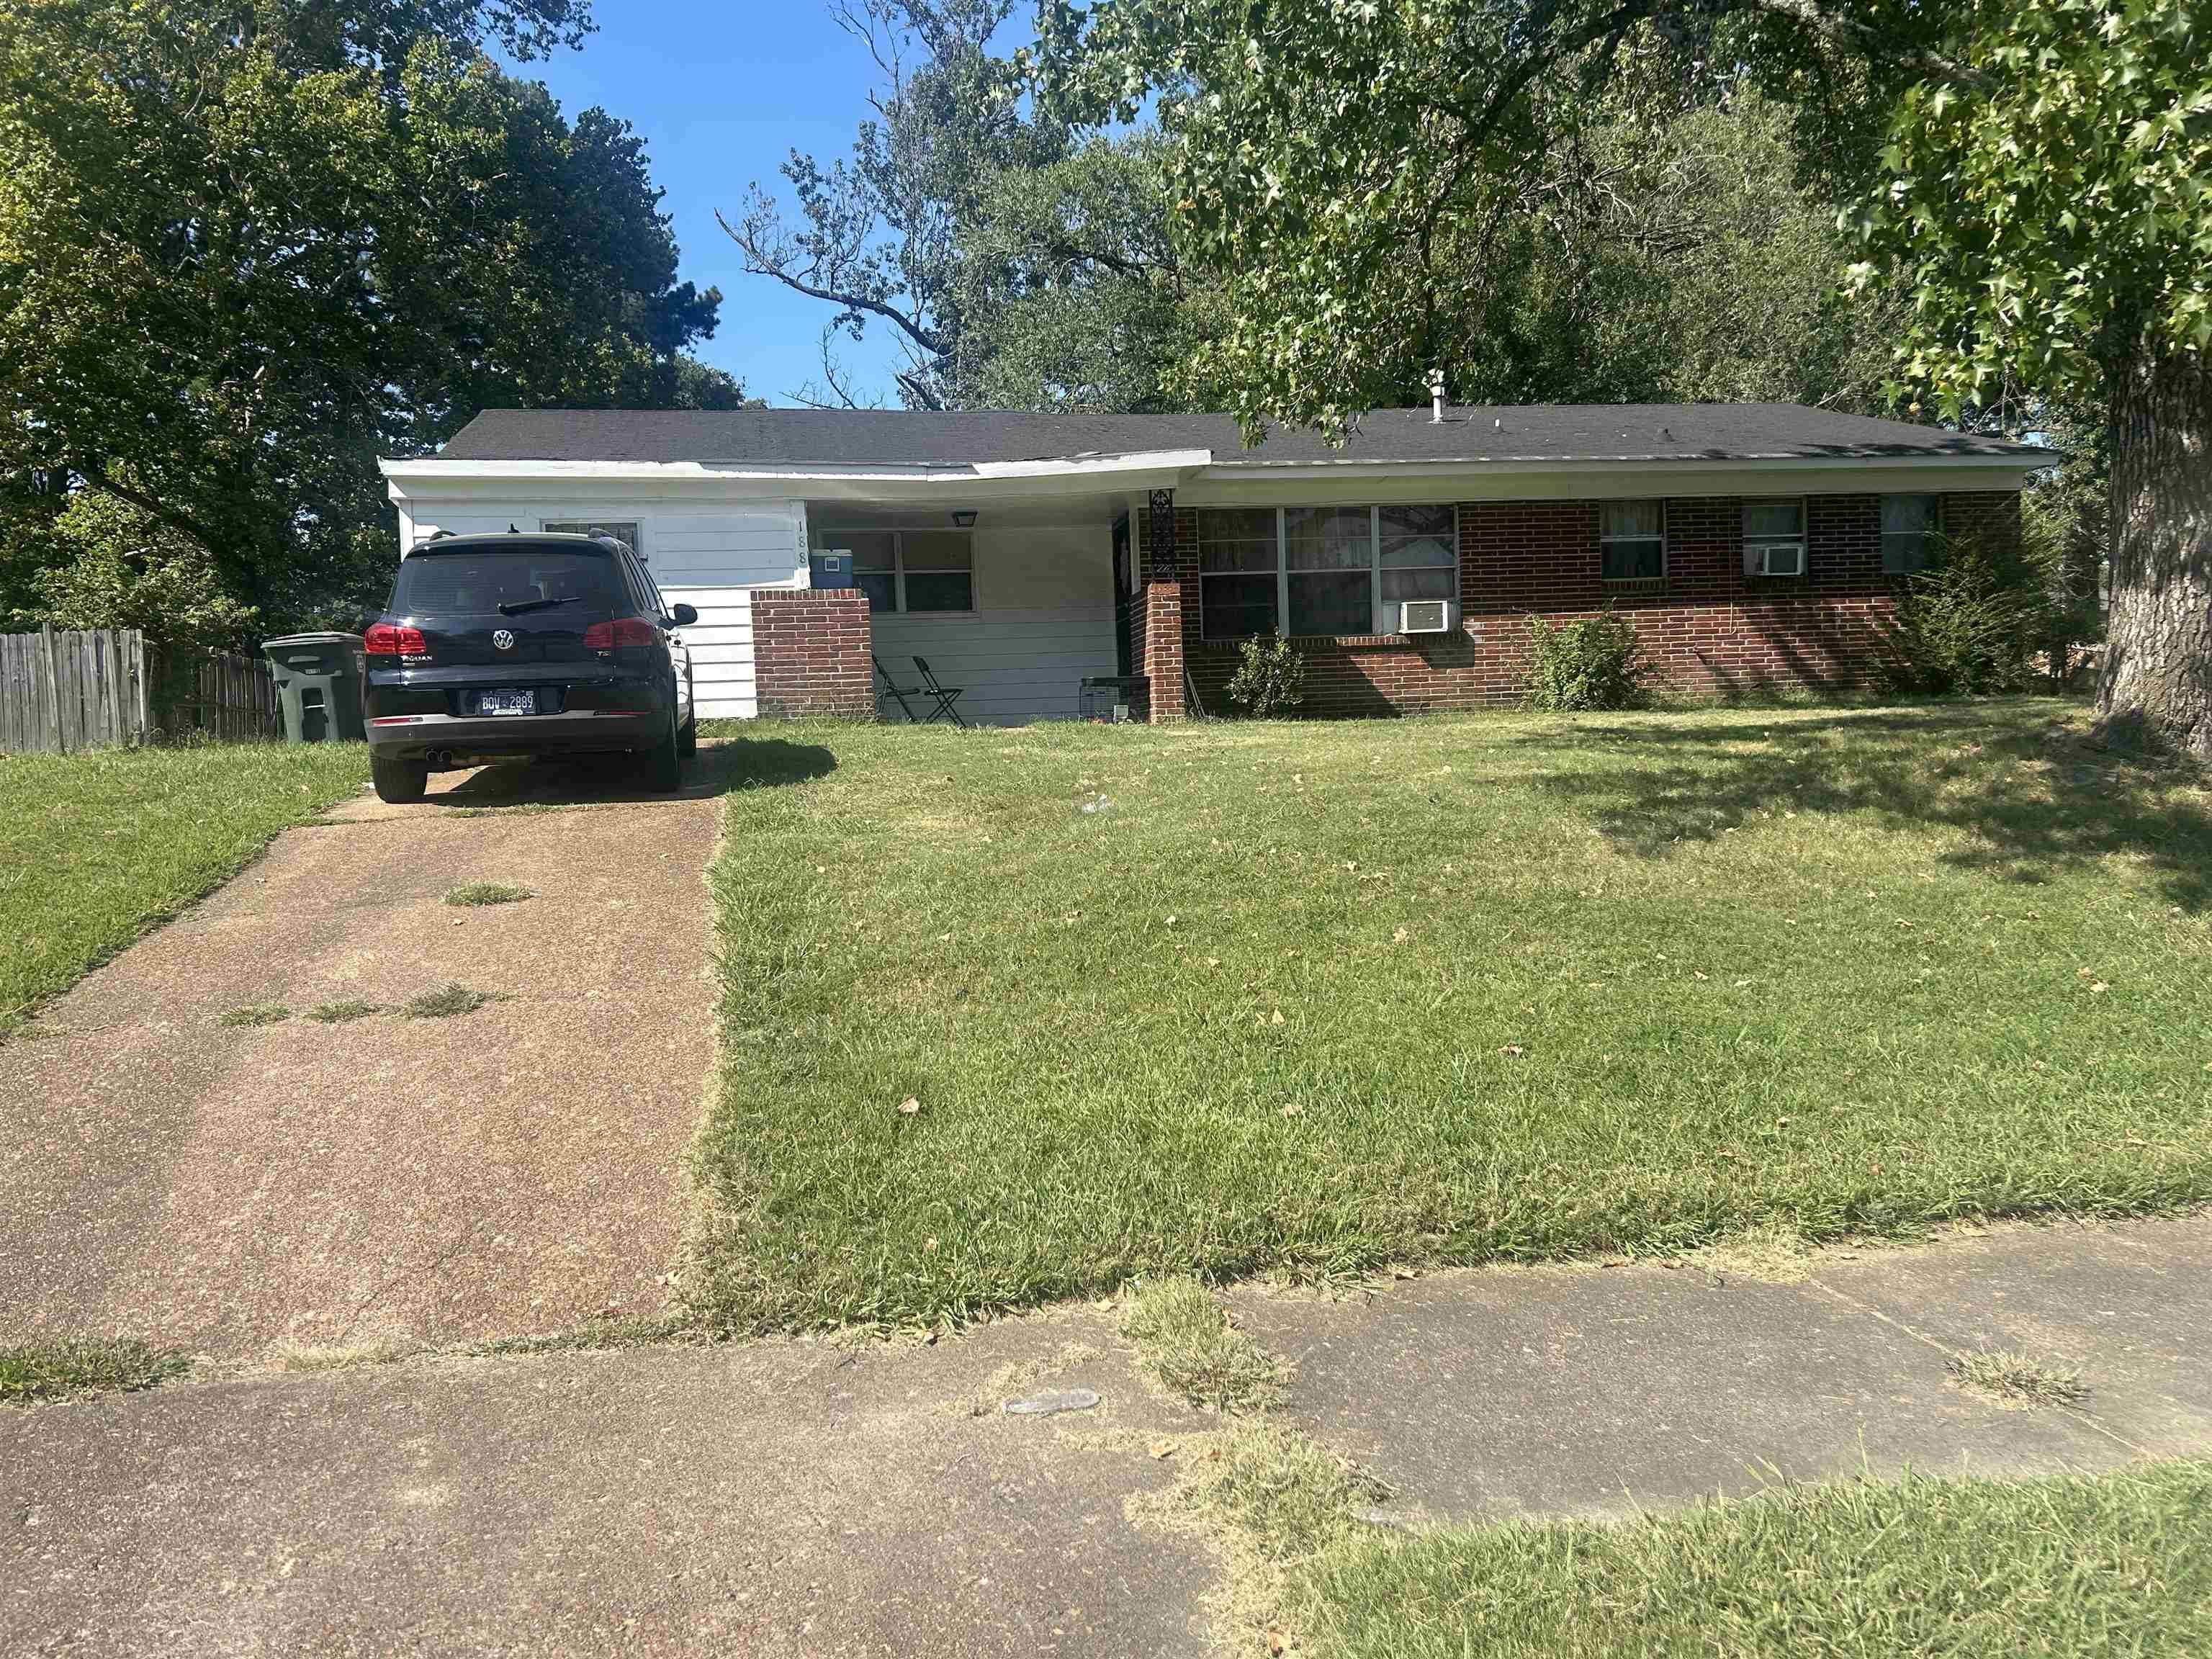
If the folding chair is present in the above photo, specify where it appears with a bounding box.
[911,655,968,727]
[873,653,922,723]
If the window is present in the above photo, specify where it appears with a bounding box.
[544,520,643,560]
[1600,500,1666,583]
[1882,494,1941,574]
[1379,505,1459,619]
[1285,506,1374,636]
[1197,508,1280,640]
[1197,505,1459,639]
[1743,498,1807,576]
[817,527,974,613]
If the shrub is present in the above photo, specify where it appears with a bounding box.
[1874,530,2056,696]
[1226,634,1307,718]
[1524,606,1653,711]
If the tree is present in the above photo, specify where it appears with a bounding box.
[0,0,737,633]
[721,0,1053,408]
[1040,0,2206,750]
[1845,0,2211,752]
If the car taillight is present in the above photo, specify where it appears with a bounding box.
[583,617,658,651]
[365,624,427,655]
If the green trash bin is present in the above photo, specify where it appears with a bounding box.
[261,631,368,743]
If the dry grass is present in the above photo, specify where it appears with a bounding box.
[1123,1276,1288,1412]
[443,882,533,907]
[1948,1348,2090,1406]
[217,1002,290,1028]
[405,983,493,1019]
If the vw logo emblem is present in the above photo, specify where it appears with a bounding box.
[492,629,516,651]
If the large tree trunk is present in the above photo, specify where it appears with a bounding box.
[2096,351,2212,757]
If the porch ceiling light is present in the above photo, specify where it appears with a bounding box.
[952,510,978,528]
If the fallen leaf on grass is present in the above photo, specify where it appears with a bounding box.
[1280,1103,1304,1118]
[1392,926,1408,944]
[1149,1439,1178,1460]
[897,1097,922,1116]
[1266,1630,1290,1656]
[1270,1010,1285,1027]
[1498,1044,1525,1058]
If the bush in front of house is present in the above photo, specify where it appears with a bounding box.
[1524,606,1653,711]
[1872,529,2058,696]
[1226,634,1308,717]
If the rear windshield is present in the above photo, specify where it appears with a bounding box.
[390,547,624,616]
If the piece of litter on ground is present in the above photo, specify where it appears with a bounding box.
[1003,1388,1100,1416]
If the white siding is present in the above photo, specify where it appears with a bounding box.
[395,497,806,718]
[871,518,1116,724]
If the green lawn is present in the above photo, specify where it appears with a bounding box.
[689,700,2212,1331]
[1292,1457,2212,1658]
[0,742,368,1035]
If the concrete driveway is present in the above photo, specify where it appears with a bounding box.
[0,740,824,1362]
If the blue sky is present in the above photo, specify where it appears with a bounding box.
[506,4,1023,408]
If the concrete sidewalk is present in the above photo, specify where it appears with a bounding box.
[6,1217,2208,1658]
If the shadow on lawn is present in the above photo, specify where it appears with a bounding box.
[1524,704,2212,912]
[429,737,837,809]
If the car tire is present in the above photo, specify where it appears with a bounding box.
[372,754,430,804]
[642,702,683,793]
[678,713,698,760]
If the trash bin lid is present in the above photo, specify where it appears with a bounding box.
[261,631,363,649]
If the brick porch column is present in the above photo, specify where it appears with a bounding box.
[1139,488,1187,721]
[750,588,874,719]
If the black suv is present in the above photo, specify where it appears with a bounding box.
[364,531,697,804]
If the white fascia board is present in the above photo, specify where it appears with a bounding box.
[1197,452,2049,482]
[1185,454,2049,506]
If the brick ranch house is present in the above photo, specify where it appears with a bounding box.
[379,404,2054,723]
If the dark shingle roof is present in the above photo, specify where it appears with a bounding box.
[431,405,2051,468]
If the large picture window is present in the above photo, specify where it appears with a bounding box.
[1197,505,1459,639]
[817,527,974,613]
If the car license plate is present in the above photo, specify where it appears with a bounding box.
[475,688,536,716]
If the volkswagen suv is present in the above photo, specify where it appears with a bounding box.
[364,531,696,804]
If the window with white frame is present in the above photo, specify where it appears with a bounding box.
[544,519,643,559]
[1742,498,1807,576]
[1197,505,1458,639]
[1600,500,1665,582]
[1881,494,1941,574]
[819,527,974,613]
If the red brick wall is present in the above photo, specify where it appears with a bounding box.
[750,588,874,719]
[1146,490,2020,716]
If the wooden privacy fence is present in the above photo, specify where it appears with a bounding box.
[0,626,280,753]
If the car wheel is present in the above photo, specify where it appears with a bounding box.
[642,701,683,793]
[372,754,430,804]
[678,710,698,760]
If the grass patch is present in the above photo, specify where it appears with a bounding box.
[690,702,2212,1331]
[1123,1276,1288,1412]
[405,982,493,1019]
[0,742,367,1037]
[217,1001,291,1028]
[1948,1347,2090,1406]
[443,882,533,907]
[306,999,383,1023]
[0,1337,189,1404]
[1290,1463,2212,1657]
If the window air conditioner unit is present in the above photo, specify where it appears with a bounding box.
[1753,541,1806,577]
[1399,599,1452,634]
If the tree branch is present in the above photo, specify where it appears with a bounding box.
[716,207,948,356]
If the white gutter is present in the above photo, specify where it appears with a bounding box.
[377,449,1214,485]
[1193,451,2052,481]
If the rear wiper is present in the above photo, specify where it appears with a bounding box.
[496,595,585,616]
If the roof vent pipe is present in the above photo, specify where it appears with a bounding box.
[1427,367,1447,423]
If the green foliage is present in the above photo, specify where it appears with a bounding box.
[1033,4,1928,436]
[1873,529,2062,698]
[1846,0,2212,415]
[0,0,733,633]
[1,1337,188,1404]
[1524,608,1651,711]
[1224,634,1306,718]
[2,492,258,648]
